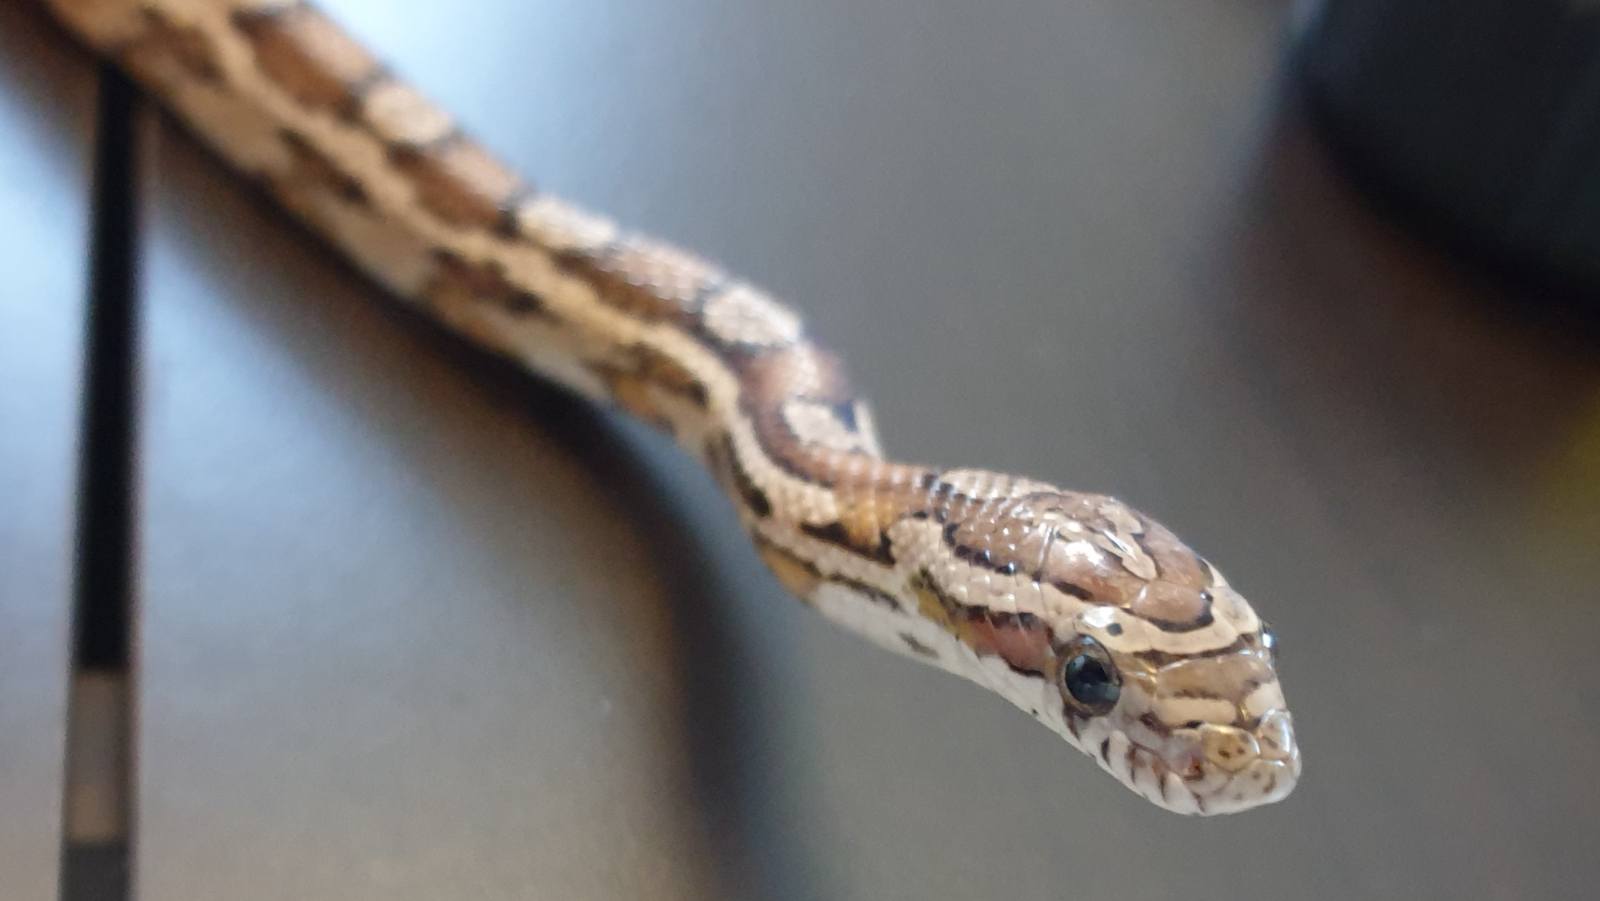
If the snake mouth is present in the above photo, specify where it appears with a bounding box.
[1113,708,1300,815]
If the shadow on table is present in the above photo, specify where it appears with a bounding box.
[155,169,841,898]
[417,325,844,901]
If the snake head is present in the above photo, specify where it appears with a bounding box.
[1061,597,1299,815]
[922,486,1299,814]
[1032,495,1300,814]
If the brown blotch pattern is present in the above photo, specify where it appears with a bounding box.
[927,489,1222,633]
[800,520,895,566]
[1127,580,1215,632]
[124,9,223,84]
[592,364,673,431]
[233,0,528,230]
[422,251,549,320]
[908,570,1055,675]
[223,0,1218,655]
[233,3,379,115]
[387,136,527,231]
[734,343,917,505]
[1133,517,1211,588]
[623,344,709,409]
[556,237,722,323]
[278,129,367,205]
[591,344,709,431]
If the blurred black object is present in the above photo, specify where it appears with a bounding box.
[1298,2,1600,294]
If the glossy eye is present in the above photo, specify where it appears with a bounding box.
[1058,636,1121,715]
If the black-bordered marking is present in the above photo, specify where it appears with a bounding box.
[129,7,226,83]
[899,632,939,659]
[800,519,895,566]
[277,128,370,206]
[752,534,901,611]
[426,249,553,321]
[706,433,772,519]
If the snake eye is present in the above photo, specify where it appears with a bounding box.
[1058,636,1120,715]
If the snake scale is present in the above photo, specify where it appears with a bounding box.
[42,0,1299,814]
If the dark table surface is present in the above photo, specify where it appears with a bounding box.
[5,2,1599,899]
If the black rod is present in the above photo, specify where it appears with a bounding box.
[71,63,139,672]
[60,61,141,901]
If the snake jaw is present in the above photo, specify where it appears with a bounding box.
[1066,720,1297,815]
[1111,707,1300,815]
[1066,638,1299,814]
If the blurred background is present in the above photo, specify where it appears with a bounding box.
[3,1,1597,899]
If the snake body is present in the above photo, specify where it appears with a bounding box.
[44,0,1299,814]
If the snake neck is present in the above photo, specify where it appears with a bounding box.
[53,0,933,568]
[46,0,1081,648]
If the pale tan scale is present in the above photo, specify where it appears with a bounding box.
[1091,503,1159,581]
[361,80,454,147]
[392,138,525,228]
[120,12,222,84]
[269,8,375,85]
[42,0,1299,816]
[725,418,842,524]
[235,4,379,112]
[161,69,294,173]
[295,183,436,296]
[515,196,620,255]
[51,0,146,45]
[227,0,300,12]
[1152,696,1238,729]
[937,468,1059,501]
[606,236,722,308]
[780,400,873,455]
[1243,680,1289,721]
[701,283,804,348]
[844,400,884,458]
[759,524,903,600]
